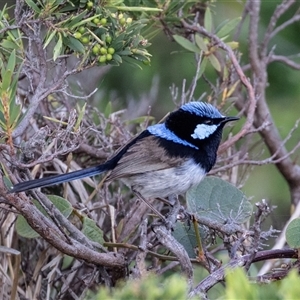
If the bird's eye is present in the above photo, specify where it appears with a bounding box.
[204,119,214,125]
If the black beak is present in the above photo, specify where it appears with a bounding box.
[222,116,239,124]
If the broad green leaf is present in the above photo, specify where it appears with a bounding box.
[173,35,200,53]
[225,268,258,299]
[172,221,205,259]
[16,216,40,238]
[2,69,12,91]
[7,50,16,73]
[187,177,252,225]
[67,10,88,28]
[286,218,300,248]
[208,54,221,72]
[64,36,85,53]
[15,195,72,239]
[204,7,212,33]
[53,33,63,61]
[43,29,57,49]
[25,0,41,13]
[112,54,122,63]
[216,17,242,38]
[195,34,208,52]
[0,39,19,50]
[47,195,73,218]
[82,216,104,244]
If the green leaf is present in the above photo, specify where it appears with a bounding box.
[69,13,101,30]
[172,221,203,258]
[7,50,16,72]
[47,195,73,218]
[2,70,12,91]
[216,17,242,38]
[67,10,88,28]
[0,39,19,50]
[279,270,300,299]
[173,35,200,53]
[208,54,221,72]
[104,101,112,118]
[15,195,72,239]
[25,0,41,13]
[197,57,208,80]
[204,7,212,33]
[187,177,253,225]
[195,34,208,52]
[112,53,122,64]
[82,216,104,244]
[43,29,57,49]
[16,215,40,238]
[286,218,300,248]
[53,33,63,61]
[118,49,133,55]
[64,36,85,53]
[225,268,258,299]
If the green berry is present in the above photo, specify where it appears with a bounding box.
[93,17,100,24]
[98,55,107,63]
[105,35,112,44]
[106,53,113,61]
[78,26,85,34]
[100,18,107,25]
[73,32,82,39]
[118,13,124,20]
[80,36,90,44]
[126,17,133,24]
[119,18,126,25]
[107,47,115,55]
[100,47,107,54]
[92,45,100,55]
[86,1,93,9]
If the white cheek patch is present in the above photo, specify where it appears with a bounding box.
[191,124,218,140]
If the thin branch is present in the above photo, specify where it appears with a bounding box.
[261,0,296,57]
[269,54,300,69]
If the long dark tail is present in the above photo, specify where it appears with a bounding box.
[9,163,110,193]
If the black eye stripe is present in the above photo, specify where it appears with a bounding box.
[203,118,225,125]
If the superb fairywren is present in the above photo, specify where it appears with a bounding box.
[10,102,238,209]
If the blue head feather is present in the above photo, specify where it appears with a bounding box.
[147,124,198,149]
[180,102,224,119]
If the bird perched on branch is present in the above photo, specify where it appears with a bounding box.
[10,102,238,217]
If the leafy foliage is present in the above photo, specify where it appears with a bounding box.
[88,274,197,300]
[187,176,252,225]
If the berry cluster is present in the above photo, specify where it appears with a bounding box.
[71,7,139,65]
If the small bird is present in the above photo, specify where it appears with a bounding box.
[10,102,238,213]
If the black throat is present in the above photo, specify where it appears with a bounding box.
[160,109,226,172]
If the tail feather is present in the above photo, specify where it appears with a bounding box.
[10,164,108,193]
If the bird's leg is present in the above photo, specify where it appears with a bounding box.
[132,189,166,222]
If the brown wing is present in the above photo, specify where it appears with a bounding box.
[107,135,182,181]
